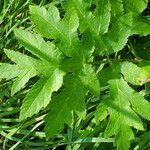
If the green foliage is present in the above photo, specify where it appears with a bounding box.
[0,0,150,149]
[45,74,87,138]
[96,78,150,149]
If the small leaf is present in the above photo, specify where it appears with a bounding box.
[123,0,148,14]
[120,61,146,85]
[98,61,146,86]
[4,49,40,95]
[79,64,100,97]
[30,5,60,39]
[0,64,20,80]
[131,16,150,35]
[115,124,134,150]
[4,49,40,66]
[129,92,150,120]
[98,64,121,86]
[93,0,111,34]
[11,69,36,96]
[79,30,94,61]
[102,13,132,54]
[94,98,108,123]
[110,0,124,18]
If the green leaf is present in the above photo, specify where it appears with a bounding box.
[104,79,144,149]
[30,5,79,57]
[120,61,146,85]
[1,50,47,95]
[70,0,134,55]
[45,75,87,138]
[98,64,121,87]
[139,61,150,78]
[109,78,150,120]
[11,69,36,96]
[79,64,100,97]
[14,29,62,64]
[20,69,64,121]
[4,49,41,67]
[92,0,111,34]
[110,0,124,18]
[66,0,90,33]
[4,49,40,95]
[123,0,148,14]
[61,31,94,73]
[30,5,60,39]
[131,16,150,35]
[66,0,111,56]
[115,124,134,150]
[71,0,111,35]
[79,31,94,61]
[5,48,58,78]
[130,92,150,120]
[102,13,132,54]
[0,64,21,80]
[98,61,146,86]
[94,98,108,123]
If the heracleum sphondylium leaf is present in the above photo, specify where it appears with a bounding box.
[104,79,145,150]
[68,0,111,34]
[110,0,124,18]
[4,49,58,95]
[4,27,65,121]
[0,63,21,80]
[79,64,100,97]
[45,75,87,138]
[14,29,63,64]
[98,61,147,86]
[68,0,111,54]
[94,98,108,123]
[102,13,132,55]
[0,1,150,149]
[67,0,133,55]
[4,49,56,77]
[29,5,79,57]
[68,0,150,55]
[4,49,38,95]
[123,0,150,36]
[123,0,148,14]
[95,78,150,149]
[62,30,95,74]
[20,69,64,121]
[3,48,64,121]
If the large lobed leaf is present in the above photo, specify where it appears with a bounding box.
[29,5,79,57]
[95,78,150,149]
[0,1,150,150]
[67,0,150,55]
[1,28,65,121]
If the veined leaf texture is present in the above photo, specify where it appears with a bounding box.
[0,0,150,149]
